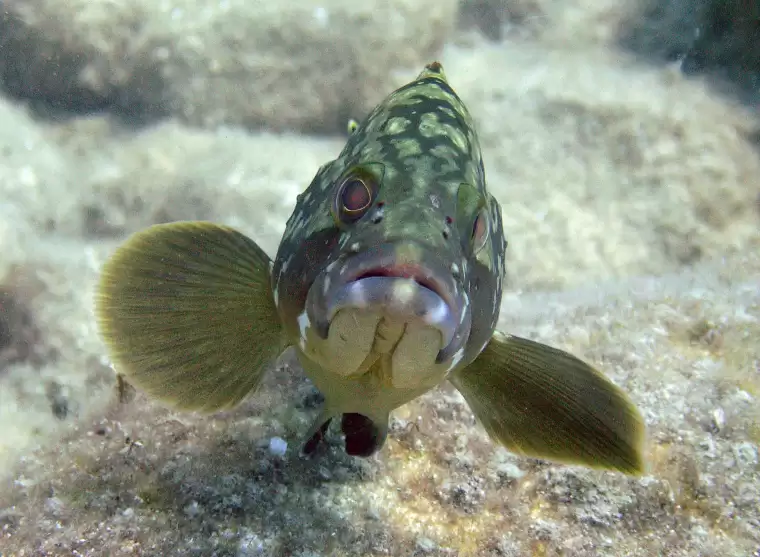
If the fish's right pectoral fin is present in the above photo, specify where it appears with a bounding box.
[450,333,646,475]
[95,221,288,413]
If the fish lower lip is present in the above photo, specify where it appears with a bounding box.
[327,276,458,349]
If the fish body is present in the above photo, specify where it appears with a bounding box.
[96,63,646,473]
[271,63,506,454]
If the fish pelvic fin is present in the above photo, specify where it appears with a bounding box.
[300,407,389,458]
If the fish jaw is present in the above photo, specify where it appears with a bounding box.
[300,240,472,386]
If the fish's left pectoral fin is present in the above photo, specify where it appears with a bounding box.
[450,333,646,475]
[96,221,288,413]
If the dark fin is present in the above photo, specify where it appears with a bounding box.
[450,334,646,475]
[115,373,136,404]
[341,413,388,457]
[95,221,288,413]
[301,409,334,457]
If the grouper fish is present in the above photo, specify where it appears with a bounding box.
[95,62,646,474]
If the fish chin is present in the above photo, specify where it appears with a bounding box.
[329,276,455,346]
[307,270,472,382]
[326,305,446,387]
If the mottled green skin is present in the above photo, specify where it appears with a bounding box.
[271,64,507,432]
[94,62,645,470]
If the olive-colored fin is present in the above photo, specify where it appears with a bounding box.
[450,333,646,475]
[95,221,288,413]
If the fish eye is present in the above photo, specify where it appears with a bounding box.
[471,208,489,253]
[333,175,375,225]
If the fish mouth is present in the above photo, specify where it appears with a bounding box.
[305,242,471,367]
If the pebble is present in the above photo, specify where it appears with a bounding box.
[268,436,288,457]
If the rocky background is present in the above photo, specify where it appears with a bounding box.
[0,0,759,555]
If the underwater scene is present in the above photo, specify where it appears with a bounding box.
[0,1,759,555]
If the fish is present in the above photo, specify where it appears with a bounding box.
[95,62,646,474]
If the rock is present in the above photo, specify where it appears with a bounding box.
[619,0,760,105]
[456,0,646,47]
[267,436,288,457]
[52,119,340,254]
[236,530,266,557]
[458,0,760,108]
[458,0,546,41]
[0,0,458,132]
[0,278,43,373]
[0,98,78,236]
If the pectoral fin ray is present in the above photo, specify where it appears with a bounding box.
[95,221,287,413]
[451,333,646,475]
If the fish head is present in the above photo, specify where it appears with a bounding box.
[272,62,507,390]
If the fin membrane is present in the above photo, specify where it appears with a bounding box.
[301,404,335,457]
[300,411,388,458]
[341,413,388,457]
[95,221,287,413]
[451,334,646,474]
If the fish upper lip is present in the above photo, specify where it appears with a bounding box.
[349,266,453,312]
[306,243,471,364]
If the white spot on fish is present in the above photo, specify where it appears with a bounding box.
[297,311,311,342]
[349,242,361,253]
[427,297,449,326]
[352,280,369,305]
[446,347,465,373]
[477,337,490,355]
[494,331,510,342]
[392,281,417,305]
